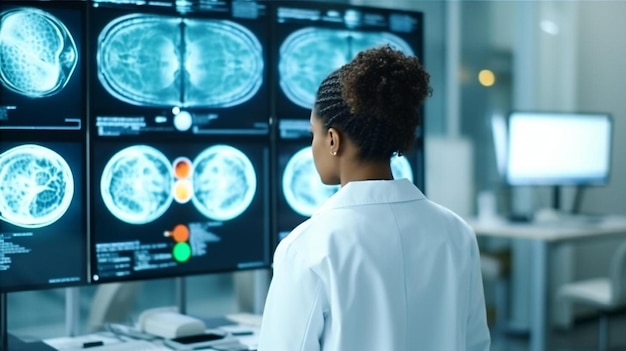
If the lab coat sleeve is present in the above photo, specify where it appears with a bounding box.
[257,244,326,351]
[466,240,491,351]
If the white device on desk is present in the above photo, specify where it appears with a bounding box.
[137,307,205,339]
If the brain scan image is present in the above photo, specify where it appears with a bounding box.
[0,7,78,98]
[282,146,339,217]
[279,28,413,109]
[0,145,74,228]
[100,145,174,224]
[391,155,413,182]
[98,15,263,108]
[192,145,257,221]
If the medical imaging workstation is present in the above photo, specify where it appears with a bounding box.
[0,0,427,333]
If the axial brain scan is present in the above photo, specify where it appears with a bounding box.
[97,14,263,107]
[0,7,78,97]
[282,148,414,217]
[192,145,257,221]
[282,146,339,217]
[100,145,174,224]
[279,28,413,109]
[0,144,74,228]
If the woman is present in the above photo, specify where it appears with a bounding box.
[258,45,490,351]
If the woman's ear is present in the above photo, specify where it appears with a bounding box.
[327,127,341,155]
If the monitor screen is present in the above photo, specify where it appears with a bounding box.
[274,139,420,247]
[0,139,87,292]
[272,1,424,139]
[505,111,612,186]
[90,138,270,282]
[0,1,86,132]
[88,0,270,137]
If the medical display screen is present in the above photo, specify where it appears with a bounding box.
[274,140,419,246]
[0,1,86,131]
[505,112,613,186]
[0,140,87,292]
[272,1,423,138]
[88,0,270,137]
[90,139,270,282]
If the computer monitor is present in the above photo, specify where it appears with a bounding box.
[271,1,424,138]
[0,1,88,292]
[0,138,87,292]
[505,111,612,187]
[88,0,270,136]
[274,138,422,248]
[89,138,271,283]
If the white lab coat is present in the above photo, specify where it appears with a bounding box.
[258,179,490,351]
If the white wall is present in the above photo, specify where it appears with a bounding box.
[576,2,626,217]
[572,1,626,294]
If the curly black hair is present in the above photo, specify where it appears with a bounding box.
[314,44,432,161]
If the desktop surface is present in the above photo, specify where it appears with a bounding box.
[467,213,626,242]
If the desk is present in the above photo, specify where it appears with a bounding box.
[467,215,626,351]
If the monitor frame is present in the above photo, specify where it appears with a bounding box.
[0,135,88,293]
[89,136,272,284]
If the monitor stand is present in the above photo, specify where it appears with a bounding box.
[176,277,187,315]
[1,292,7,351]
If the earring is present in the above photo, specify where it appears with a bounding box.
[330,151,337,156]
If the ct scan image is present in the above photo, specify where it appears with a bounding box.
[279,28,413,109]
[0,7,78,98]
[97,14,263,108]
[0,144,74,228]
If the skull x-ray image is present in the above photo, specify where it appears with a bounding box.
[0,145,74,228]
[282,146,414,217]
[100,145,174,225]
[0,7,78,98]
[97,14,263,108]
[279,28,413,109]
[192,145,257,221]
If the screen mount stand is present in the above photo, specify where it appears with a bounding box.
[176,277,186,315]
[66,287,81,337]
[1,292,7,351]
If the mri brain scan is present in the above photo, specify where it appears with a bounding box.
[282,148,414,217]
[192,145,257,221]
[100,145,174,224]
[279,28,414,109]
[282,146,339,217]
[0,7,78,97]
[0,145,74,228]
[97,15,263,108]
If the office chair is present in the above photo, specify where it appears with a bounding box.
[557,240,626,351]
[87,282,143,332]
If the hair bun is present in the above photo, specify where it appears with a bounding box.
[341,44,430,120]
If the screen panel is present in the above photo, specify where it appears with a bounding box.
[88,0,270,137]
[505,111,612,186]
[0,0,88,293]
[90,138,270,282]
[0,1,86,132]
[271,1,424,138]
[0,139,87,292]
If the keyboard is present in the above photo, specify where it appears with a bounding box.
[81,340,169,351]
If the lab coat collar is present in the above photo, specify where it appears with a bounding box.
[314,178,425,217]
